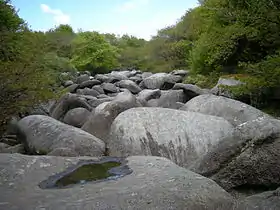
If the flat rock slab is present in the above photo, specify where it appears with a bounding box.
[0,154,235,210]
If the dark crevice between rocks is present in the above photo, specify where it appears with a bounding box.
[230,184,279,198]
[38,157,132,189]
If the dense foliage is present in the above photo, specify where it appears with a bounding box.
[1,0,280,133]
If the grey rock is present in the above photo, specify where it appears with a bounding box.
[141,73,168,89]
[211,77,245,98]
[0,154,235,210]
[119,88,129,92]
[108,107,235,168]
[164,75,183,87]
[146,99,159,107]
[66,83,79,93]
[50,93,92,121]
[175,102,185,109]
[17,115,105,157]
[84,70,91,76]
[92,85,105,94]
[157,90,187,109]
[76,88,100,97]
[189,117,280,193]
[79,79,101,89]
[47,147,79,157]
[107,92,119,97]
[82,91,140,141]
[78,95,97,101]
[173,83,210,100]
[170,69,189,77]
[101,83,118,93]
[0,135,19,146]
[0,142,10,151]
[180,94,271,127]
[96,94,110,99]
[5,117,20,135]
[107,72,129,83]
[137,89,161,101]
[136,97,148,107]
[76,74,90,84]
[141,72,153,79]
[63,80,74,87]
[95,74,110,83]
[116,80,142,94]
[167,74,183,85]
[235,187,280,210]
[129,76,142,84]
[88,97,114,108]
[63,108,91,128]
[110,71,130,79]
[0,143,24,154]
[142,73,182,90]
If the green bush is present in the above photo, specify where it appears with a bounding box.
[184,72,220,88]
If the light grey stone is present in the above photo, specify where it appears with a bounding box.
[63,108,91,128]
[108,107,235,168]
[17,115,105,157]
[180,94,271,126]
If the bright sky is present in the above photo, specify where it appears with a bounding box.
[12,0,199,40]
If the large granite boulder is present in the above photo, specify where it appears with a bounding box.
[0,154,236,210]
[189,117,280,195]
[108,107,235,168]
[17,115,105,157]
[180,94,271,126]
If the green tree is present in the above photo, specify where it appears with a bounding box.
[45,24,76,58]
[0,0,62,134]
[71,31,119,73]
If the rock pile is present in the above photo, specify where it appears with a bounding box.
[1,69,280,209]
